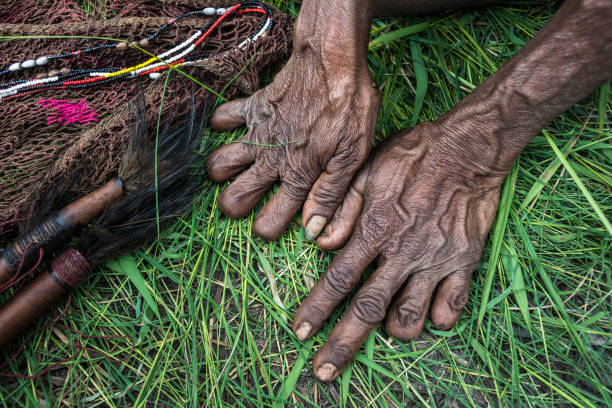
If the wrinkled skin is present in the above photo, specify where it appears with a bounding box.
[290,0,612,382]
[206,0,612,383]
[207,1,380,241]
[292,121,504,381]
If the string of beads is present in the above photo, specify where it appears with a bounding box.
[0,2,273,101]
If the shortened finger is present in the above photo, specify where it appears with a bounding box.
[252,181,308,241]
[430,270,472,330]
[206,138,254,182]
[311,260,404,382]
[210,98,248,131]
[384,271,440,341]
[217,161,277,219]
[292,234,378,341]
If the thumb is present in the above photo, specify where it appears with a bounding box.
[315,163,369,250]
[302,151,369,241]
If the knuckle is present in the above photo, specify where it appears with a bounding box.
[312,182,342,208]
[322,265,357,298]
[299,299,329,324]
[324,340,354,365]
[351,289,387,326]
[282,177,310,201]
[358,211,390,244]
[397,300,425,326]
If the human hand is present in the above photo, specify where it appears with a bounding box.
[292,120,507,381]
[207,1,380,241]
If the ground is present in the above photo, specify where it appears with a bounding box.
[0,1,611,407]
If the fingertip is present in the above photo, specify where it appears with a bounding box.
[253,181,310,241]
[384,313,423,342]
[315,219,353,251]
[383,272,439,342]
[314,362,338,382]
[217,188,251,219]
[304,215,327,240]
[430,308,459,331]
[206,151,231,182]
[252,215,284,241]
[429,293,464,330]
[210,99,247,131]
[430,270,472,330]
[293,321,313,341]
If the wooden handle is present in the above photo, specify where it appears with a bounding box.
[0,178,122,287]
[0,247,91,350]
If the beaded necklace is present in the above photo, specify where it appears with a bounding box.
[0,2,273,102]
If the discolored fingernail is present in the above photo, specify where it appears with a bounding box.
[319,224,331,237]
[295,322,312,340]
[305,215,327,240]
[316,363,337,382]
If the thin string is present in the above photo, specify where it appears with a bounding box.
[0,2,273,100]
[0,293,134,380]
[0,208,21,236]
[0,244,44,294]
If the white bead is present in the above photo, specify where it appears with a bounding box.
[149,72,162,80]
[36,56,49,66]
[8,62,21,71]
[20,59,36,69]
[216,8,226,15]
[203,7,216,15]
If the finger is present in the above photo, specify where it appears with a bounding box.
[311,261,405,382]
[430,270,472,330]
[292,233,378,341]
[209,98,248,131]
[252,180,309,241]
[384,271,440,341]
[217,161,277,219]
[302,146,369,240]
[316,165,369,251]
[206,138,254,182]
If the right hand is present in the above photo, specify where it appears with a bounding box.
[292,120,507,381]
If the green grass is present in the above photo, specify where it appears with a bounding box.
[1,1,611,407]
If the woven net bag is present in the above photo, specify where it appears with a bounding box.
[0,0,293,240]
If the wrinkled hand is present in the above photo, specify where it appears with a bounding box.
[207,41,380,241]
[292,120,507,381]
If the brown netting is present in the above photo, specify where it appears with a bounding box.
[0,0,293,240]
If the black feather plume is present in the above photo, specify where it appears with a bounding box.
[77,94,208,265]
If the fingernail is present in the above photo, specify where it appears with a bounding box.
[305,215,327,240]
[316,363,337,382]
[295,322,312,340]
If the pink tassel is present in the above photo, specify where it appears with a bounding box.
[37,99,99,125]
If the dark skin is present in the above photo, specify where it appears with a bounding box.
[207,0,379,241]
[209,0,612,382]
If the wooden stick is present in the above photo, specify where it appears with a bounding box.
[0,179,122,287]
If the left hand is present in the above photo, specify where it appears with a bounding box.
[292,120,506,381]
[206,0,380,241]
